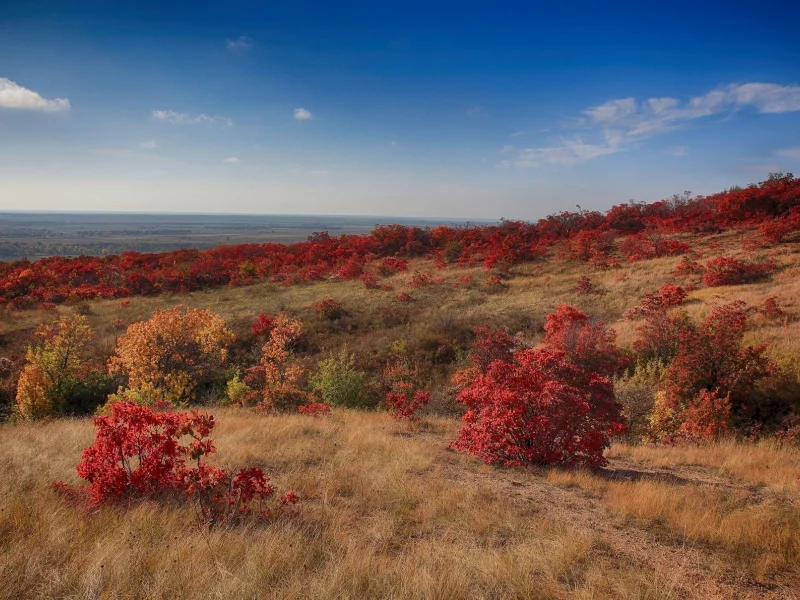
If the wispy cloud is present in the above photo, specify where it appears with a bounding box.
[776,147,800,160]
[465,105,487,117]
[0,77,70,112]
[670,145,688,157]
[510,131,524,137]
[293,107,313,120]
[152,109,233,126]
[222,156,240,164]
[139,140,158,150]
[226,36,253,51]
[505,82,800,168]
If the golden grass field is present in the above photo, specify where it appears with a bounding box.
[1,410,798,599]
[1,226,799,599]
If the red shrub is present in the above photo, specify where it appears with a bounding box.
[759,219,791,245]
[679,389,731,442]
[619,232,690,262]
[313,297,344,320]
[543,304,626,377]
[383,361,430,421]
[574,275,594,295]
[409,271,433,287]
[58,401,297,526]
[452,347,625,467]
[377,257,408,275]
[298,402,332,416]
[624,283,687,320]
[672,255,704,278]
[703,256,776,286]
[360,272,379,289]
[755,296,784,320]
[251,313,276,336]
[485,275,505,290]
[396,292,413,302]
[624,284,689,361]
[665,301,774,410]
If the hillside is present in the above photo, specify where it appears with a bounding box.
[1,176,800,599]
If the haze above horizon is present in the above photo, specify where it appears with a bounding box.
[1,1,799,219]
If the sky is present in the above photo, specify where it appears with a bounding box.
[1,1,799,219]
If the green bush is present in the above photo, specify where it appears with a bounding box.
[310,348,373,408]
[614,359,666,442]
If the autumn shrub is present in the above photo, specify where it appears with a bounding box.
[619,232,690,262]
[396,292,413,302]
[759,218,792,245]
[16,314,95,419]
[543,304,626,377]
[408,271,433,287]
[382,360,430,421]
[297,402,331,416]
[224,371,255,406]
[313,297,344,320]
[703,256,776,287]
[255,314,308,411]
[56,401,298,526]
[452,347,625,467]
[310,348,371,408]
[672,255,704,278]
[624,284,689,362]
[574,275,594,295]
[664,301,774,419]
[613,360,665,441]
[251,314,276,337]
[679,389,732,442]
[377,257,408,276]
[108,306,234,406]
[360,272,379,289]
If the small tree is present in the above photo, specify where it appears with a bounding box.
[310,348,370,408]
[16,314,95,419]
[108,306,234,406]
[257,313,308,411]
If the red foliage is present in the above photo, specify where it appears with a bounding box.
[755,296,784,320]
[359,272,379,289]
[408,271,433,287]
[702,256,776,287]
[251,313,276,336]
[452,347,625,467]
[672,255,704,278]
[313,297,344,320]
[664,301,774,411]
[574,275,594,295]
[2,175,798,308]
[383,361,430,421]
[624,284,689,361]
[543,304,625,377]
[377,257,409,275]
[396,292,413,302]
[298,402,332,416]
[58,401,296,526]
[484,275,504,289]
[680,390,731,442]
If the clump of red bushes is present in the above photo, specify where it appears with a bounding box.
[55,401,298,527]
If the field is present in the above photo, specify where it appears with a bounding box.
[2,409,799,599]
[1,179,800,599]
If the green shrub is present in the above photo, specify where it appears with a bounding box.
[614,359,666,442]
[310,348,373,408]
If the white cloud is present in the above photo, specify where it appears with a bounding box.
[226,36,253,51]
[139,140,158,150]
[222,156,240,164]
[507,81,800,168]
[152,109,233,126]
[670,145,688,157]
[293,107,313,120]
[0,77,70,112]
[510,131,524,137]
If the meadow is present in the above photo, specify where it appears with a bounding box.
[1,176,799,599]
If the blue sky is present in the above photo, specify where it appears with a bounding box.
[1,1,799,219]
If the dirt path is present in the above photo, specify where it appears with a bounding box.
[426,443,795,600]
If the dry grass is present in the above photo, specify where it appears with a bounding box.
[1,410,799,599]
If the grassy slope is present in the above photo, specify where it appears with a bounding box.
[1,226,799,599]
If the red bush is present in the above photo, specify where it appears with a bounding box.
[396,292,413,302]
[58,401,297,526]
[703,256,776,286]
[452,347,625,467]
[665,301,774,410]
[383,361,430,421]
[574,275,594,295]
[377,257,409,275]
[360,272,379,289]
[251,313,276,336]
[298,402,332,416]
[543,304,626,377]
[313,297,344,320]
[624,284,689,361]
[680,389,731,442]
